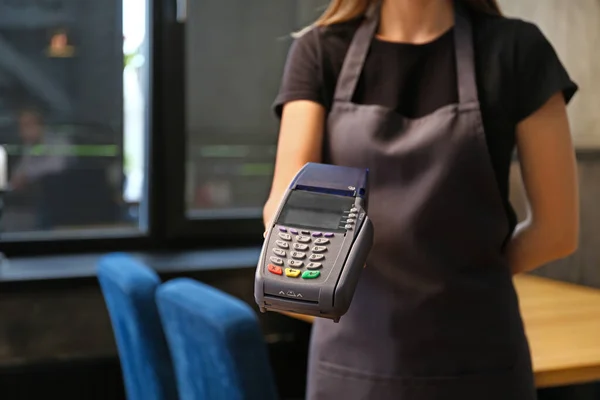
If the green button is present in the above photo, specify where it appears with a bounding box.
[302,270,320,279]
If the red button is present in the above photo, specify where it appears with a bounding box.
[267,264,283,275]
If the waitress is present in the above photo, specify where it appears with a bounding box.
[264,0,579,398]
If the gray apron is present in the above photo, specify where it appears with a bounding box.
[306,3,537,399]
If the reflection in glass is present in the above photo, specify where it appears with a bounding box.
[185,0,328,217]
[0,0,149,236]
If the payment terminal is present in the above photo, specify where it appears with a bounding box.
[254,162,374,322]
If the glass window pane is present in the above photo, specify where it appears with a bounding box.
[0,0,149,237]
[185,0,327,218]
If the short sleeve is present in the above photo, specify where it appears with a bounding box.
[273,28,325,118]
[513,22,578,123]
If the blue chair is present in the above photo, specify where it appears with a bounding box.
[156,278,278,400]
[97,253,178,400]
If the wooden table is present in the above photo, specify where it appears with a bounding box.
[281,275,600,388]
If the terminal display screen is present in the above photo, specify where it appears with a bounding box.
[277,190,354,231]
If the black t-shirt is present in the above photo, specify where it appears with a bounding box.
[273,10,578,231]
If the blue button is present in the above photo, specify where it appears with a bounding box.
[290,228,298,234]
[312,232,322,237]
[279,227,287,232]
[324,233,334,237]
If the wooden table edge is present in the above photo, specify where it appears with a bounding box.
[279,311,315,323]
[535,364,600,388]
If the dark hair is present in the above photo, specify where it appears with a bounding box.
[313,0,502,29]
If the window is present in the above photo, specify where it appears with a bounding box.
[177,0,327,235]
[0,0,149,246]
[1,0,328,257]
[184,1,290,217]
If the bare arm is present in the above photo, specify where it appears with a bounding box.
[507,92,579,275]
[263,100,325,228]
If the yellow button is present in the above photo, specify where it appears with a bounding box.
[285,268,301,278]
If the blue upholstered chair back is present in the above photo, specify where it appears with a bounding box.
[156,278,278,400]
[97,253,178,400]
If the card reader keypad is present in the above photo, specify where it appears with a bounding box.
[285,268,301,278]
[268,227,342,280]
[278,232,292,241]
[291,251,306,259]
[309,254,325,261]
[270,256,284,266]
[268,264,283,275]
[275,240,289,249]
[272,248,286,257]
[297,236,311,243]
[307,262,322,270]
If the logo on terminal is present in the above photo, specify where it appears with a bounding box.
[279,290,303,299]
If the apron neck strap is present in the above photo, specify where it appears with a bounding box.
[453,2,477,104]
[333,0,478,105]
[333,2,380,103]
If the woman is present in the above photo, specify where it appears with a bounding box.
[264,0,579,398]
